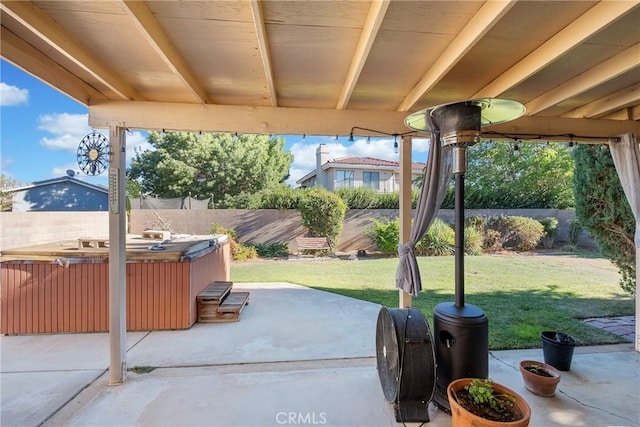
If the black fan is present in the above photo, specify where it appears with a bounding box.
[376,307,436,422]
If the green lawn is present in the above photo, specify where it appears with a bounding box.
[231,253,634,350]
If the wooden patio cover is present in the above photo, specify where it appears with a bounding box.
[2,0,639,382]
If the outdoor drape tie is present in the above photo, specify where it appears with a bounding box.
[397,243,415,257]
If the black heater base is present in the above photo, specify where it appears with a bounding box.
[432,302,489,412]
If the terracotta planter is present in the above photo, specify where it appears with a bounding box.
[447,378,531,427]
[519,360,561,397]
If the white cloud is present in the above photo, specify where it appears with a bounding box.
[412,137,431,154]
[38,113,94,151]
[0,82,29,106]
[38,113,149,161]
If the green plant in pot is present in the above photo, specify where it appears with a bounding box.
[447,378,531,427]
[519,360,561,397]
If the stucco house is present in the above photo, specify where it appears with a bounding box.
[296,144,426,193]
[6,176,108,212]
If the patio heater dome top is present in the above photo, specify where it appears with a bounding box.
[404,98,526,133]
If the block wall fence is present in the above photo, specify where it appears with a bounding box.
[1,209,593,253]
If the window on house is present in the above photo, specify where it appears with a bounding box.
[363,171,380,190]
[335,170,354,188]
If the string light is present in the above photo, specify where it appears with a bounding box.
[348,126,415,154]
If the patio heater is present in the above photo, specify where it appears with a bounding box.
[405,98,525,412]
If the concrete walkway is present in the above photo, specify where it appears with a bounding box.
[1,282,638,427]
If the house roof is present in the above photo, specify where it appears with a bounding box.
[327,157,425,170]
[7,176,108,194]
[1,1,638,140]
[296,156,425,184]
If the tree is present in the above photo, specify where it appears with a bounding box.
[0,174,20,211]
[126,178,142,199]
[441,141,574,209]
[298,187,347,250]
[573,144,635,294]
[128,132,293,204]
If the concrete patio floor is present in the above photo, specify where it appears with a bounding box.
[1,282,638,427]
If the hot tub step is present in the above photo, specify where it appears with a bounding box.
[200,291,250,323]
[197,281,234,322]
[199,281,233,302]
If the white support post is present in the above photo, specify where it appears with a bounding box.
[634,232,640,352]
[399,135,412,308]
[108,125,127,384]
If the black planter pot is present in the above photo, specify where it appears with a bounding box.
[540,331,576,371]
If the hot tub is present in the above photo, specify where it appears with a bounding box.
[1,234,230,334]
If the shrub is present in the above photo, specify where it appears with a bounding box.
[483,229,503,252]
[259,186,301,209]
[248,242,290,258]
[568,219,582,245]
[232,241,258,261]
[573,144,635,294]
[217,191,263,209]
[485,215,544,251]
[539,217,559,249]
[336,187,379,209]
[210,222,237,240]
[417,218,455,256]
[367,217,399,255]
[376,192,400,209]
[464,225,484,255]
[562,219,583,252]
[465,214,488,230]
[209,223,257,261]
[297,187,347,250]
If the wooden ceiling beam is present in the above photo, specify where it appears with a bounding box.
[483,115,640,143]
[249,0,277,107]
[604,105,640,121]
[0,26,107,105]
[473,1,639,99]
[120,1,210,104]
[397,0,516,112]
[336,0,390,110]
[89,100,640,141]
[562,82,640,119]
[90,101,410,135]
[527,43,640,115]
[0,0,143,101]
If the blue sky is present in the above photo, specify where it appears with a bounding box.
[1,59,428,188]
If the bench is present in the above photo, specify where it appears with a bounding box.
[295,236,331,255]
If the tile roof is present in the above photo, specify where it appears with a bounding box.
[327,156,425,170]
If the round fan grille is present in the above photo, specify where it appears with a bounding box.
[376,307,436,404]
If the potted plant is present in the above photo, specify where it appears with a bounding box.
[519,360,561,397]
[447,378,531,427]
[540,331,576,371]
